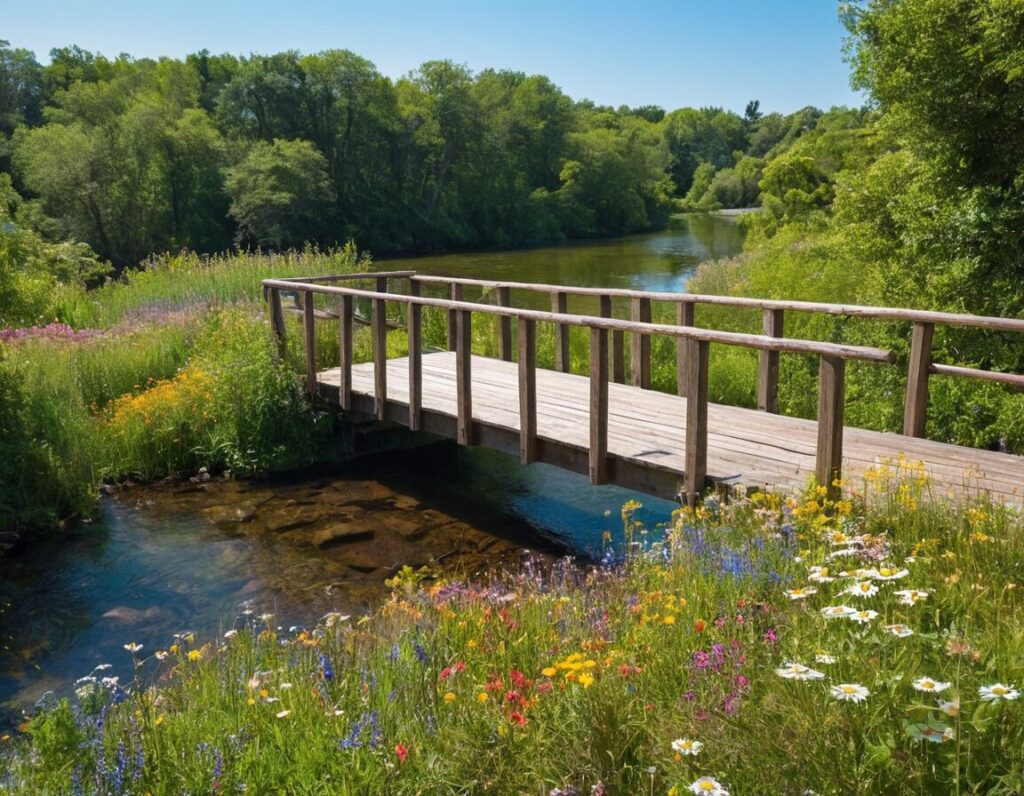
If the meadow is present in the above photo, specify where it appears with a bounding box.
[2,460,1021,794]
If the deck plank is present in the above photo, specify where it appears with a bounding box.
[318,352,1024,504]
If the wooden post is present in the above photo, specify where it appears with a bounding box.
[447,283,463,351]
[684,339,710,506]
[599,295,613,381]
[903,321,934,438]
[816,355,846,499]
[758,308,784,413]
[338,294,353,410]
[269,288,286,358]
[408,283,422,431]
[496,286,512,361]
[630,296,651,389]
[373,278,387,420]
[612,330,625,384]
[303,291,317,395]
[456,309,473,445]
[675,301,695,398]
[552,291,569,372]
[518,318,537,464]
[589,327,609,485]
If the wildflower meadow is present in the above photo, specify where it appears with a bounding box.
[3,461,1022,794]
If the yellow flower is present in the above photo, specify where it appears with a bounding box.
[578,673,595,688]
[260,689,270,699]
[443,691,457,703]
[476,692,488,704]
[466,639,478,649]
[187,649,202,662]
[154,716,165,726]
[663,615,676,626]
[247,698,256,706]
[542,667,557,677]
[169,644,179,655]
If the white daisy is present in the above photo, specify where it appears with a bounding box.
[846,581,879,599]
[689,777,729,796]
[820,605,857,619]
[839,567,878,580]
[850,610,878,624]
[785,587,818,600]
[776,662,826,681]
[912,677,951,693]
[671,738,703,756]
[871,565,909,581]
[884,624,914,638]
[830,683,870,703]
[809,566,835,583]
[815,653,837,665]
[123,642,143,653]
[894,589,929,605]
[978,683,1020,702]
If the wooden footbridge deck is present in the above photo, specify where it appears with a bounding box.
[262,272,1024,506]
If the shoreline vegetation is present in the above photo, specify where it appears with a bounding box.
[3,466,1023,793]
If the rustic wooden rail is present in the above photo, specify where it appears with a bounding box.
[263,274,903,504]
[409,274,1024,436]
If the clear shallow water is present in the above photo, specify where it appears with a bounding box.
[0,214,743,721]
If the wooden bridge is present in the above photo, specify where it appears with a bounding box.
[261,272,1024,506]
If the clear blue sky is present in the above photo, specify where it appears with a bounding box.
[5,0,862,114]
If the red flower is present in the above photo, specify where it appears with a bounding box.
[439,666,453,681]
[509,711,526,726]
[395,743,409,763]
[694,619,707,634]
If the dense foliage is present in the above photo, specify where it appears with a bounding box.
[0,39,837,270]
[5,470,1024,794]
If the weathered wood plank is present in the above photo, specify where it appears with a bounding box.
[448,283,463,351]
[816,355,846,499]
[684,339,709,505]
[408,281,422,431]
[552,291,569,372]
[303,291,317,395]
[631,297,652,389]
[373,278,388,420]
[903,321,933,437]
[589,327,609,485]
[758,308,784,413]
[929,362,1024,388]
[338,294,354,410]
[456,309,473,445]
[518,318,537,464]
[497,286,513,362]
[269,288,287,358]
[676,301,695,398]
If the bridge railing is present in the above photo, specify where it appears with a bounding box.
[262,273,896,503]
[408,275,1024,439]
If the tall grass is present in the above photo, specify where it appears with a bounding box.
[4,466,1023,794]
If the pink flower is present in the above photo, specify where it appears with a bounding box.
[395,743,409,763]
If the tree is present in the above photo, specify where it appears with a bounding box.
[224,138,334,249]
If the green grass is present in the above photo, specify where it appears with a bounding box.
[4,468,1023,794]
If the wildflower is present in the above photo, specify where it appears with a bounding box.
[688,777,729,795]
[395,743,409,763]
[871,566,909,581]
[187,649,202,662]
[808,566,835,583]
[280,683,293,690]
[123,643,143,654]
[275,710,290,719]
[785,587,817,600]
[542,667,557,677]
[509,711,526,726]
[938,698,960,716]
[820,605,856,619]
[694,619,707,633]
[978,684,1020,702]
[885,624,914,638]
[763,628,778,644]
[846,581,878,599]
[224,630,237,639]
[830,683,870,703]
[894,589,929,605]
[671,738,702,756]
[476,692,488,703]
[259,613,274,622]
[776,663,825,681]
[850,609,878,623]
[578,672,595,688]
[443,691,457,703]
[911,677,951,694]
[154,651,168,661]
[815,653,837,665]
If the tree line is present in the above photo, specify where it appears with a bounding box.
[1,42,846,268]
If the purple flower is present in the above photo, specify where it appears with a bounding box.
[693,650,711,670]
[763,628,778,644]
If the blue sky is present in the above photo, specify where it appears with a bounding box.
[5,0,862,114]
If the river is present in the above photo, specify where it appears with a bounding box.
[0,214,745,722]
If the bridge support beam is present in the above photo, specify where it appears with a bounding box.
[631,297,652,389]
[684,339,710,506]
[338,294,354,410]
[518,318,537,464]
[407,282,422,431]
[303,291,317,395]
[552,291,570,372]
[589,327,609,485]
[676,301,695,398]
[903,321,934,438]
[758,309,784,413]
[816,354,846,499]
[456,309,473,445]
[268,288,287,359]
[373,278,388,420]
